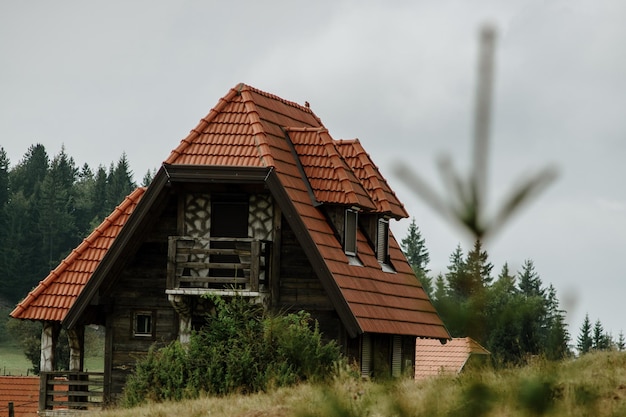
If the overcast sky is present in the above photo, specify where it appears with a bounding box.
[2,0,625,342]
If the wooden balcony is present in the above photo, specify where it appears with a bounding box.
[166,236,270,294]
[39,371,104,415]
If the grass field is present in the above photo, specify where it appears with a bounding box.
[0,341,32,376]
[90,351,626,417]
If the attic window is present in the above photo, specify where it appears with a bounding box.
[344,208,358,256]
[376,218,389,264]
[133,311,154,338]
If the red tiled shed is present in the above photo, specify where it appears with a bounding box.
[0,376,39,417]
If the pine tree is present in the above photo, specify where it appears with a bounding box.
[592,319,610,351]
[577,314,593,355]
[486,263,522,365]
[464,239,493,290]
[106,153,136,210]
[400,218,432,295]
[543,284,570,359]
[518,259,544,298]
[446,244,467,300]
[0,148,11,298]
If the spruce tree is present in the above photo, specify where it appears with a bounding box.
[577,314,593,354]
[592,319,610,351]
[518,259,544,298]
[400,218,432,296]
[446,244,467,300]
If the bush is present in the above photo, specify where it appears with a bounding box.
[123,295,343,406]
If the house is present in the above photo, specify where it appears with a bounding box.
[11,83,449,410]
[414,337,490,379]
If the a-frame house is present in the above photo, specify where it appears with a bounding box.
[11,83,449,410]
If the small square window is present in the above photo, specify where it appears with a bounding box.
[134,312,154,338]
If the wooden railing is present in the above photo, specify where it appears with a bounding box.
[39,371,104,413]
[167,236,270,292]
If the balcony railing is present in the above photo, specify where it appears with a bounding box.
[167,236,270,293]
[39,371,104,414]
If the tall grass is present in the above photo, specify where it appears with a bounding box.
[93,351,626,417]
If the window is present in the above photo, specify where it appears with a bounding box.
[133,311,154,338]
[344,208,358,256]
[376,218,389,263]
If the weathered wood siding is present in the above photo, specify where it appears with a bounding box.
[104,194,178,400]
[276,215,346,345]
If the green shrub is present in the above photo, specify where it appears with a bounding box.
[123,295,343,406]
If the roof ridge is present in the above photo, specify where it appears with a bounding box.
[238,83,324,125]
[10,187,146,320]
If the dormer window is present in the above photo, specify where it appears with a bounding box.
[345,208,358,256]
[376,218,389,263]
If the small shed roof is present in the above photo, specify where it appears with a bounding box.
[415,337,490,379]
[0,376,39,417]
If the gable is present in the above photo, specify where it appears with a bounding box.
[335,139,409,219]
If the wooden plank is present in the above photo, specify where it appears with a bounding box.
[179,277,248,284]
[47,379,103,386]
[51,390,104,397]
[250,240,260,291]
[178,262,250,269]
[167,236,177,288]
[48,401,102,407]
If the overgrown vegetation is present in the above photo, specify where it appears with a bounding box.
[122,295,343,407]
[92,351,626,417]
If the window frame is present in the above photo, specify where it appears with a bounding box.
[133,311,155,339]
[344,208,358,256]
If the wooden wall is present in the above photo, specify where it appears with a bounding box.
[104,194,179,400]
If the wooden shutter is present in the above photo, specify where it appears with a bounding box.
[377,218,389,263]
[345,209,358,256]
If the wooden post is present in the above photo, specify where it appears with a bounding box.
[8,401,14,417]
[39,372,51,411]
[250,240,260,292]
[67,326,85,372]
[40,322,59,373]
[167,236,177,289]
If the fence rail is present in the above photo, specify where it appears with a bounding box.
[39,371,104,413]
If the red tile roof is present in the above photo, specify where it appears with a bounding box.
[335,139,409,219]
[10,188,145,322]
[286,127,376,210]
[0,376,39,417]
[163,83,447,338]
[415,337,490,379]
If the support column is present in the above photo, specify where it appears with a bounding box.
[67,327,85,372]
[40,322,60,373]
[168,294,192,344]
